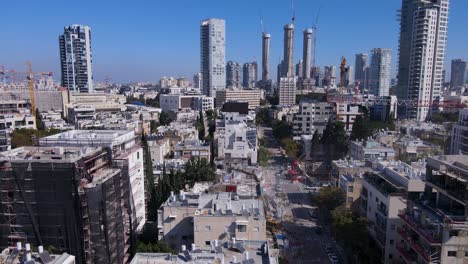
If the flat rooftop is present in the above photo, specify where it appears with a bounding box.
[39,129,135,146]
[0,146,101,162]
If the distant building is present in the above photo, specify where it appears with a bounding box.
[398,155,468,264]
[369,95,398,121]
[174,139,210,161]
[393,136,442,161]
[355,53,369,90]
[242,62,258,89]
[295,60,303,79]
[323,66,337,87]
[177,77,190,88]
[157,192,266,250]
[278,77,296,106]
[349,140,395,161]
[159,77,178,88]
[281,24,294,78]
[450,59,467,89]
[369,48,391,96]
[59,25,93,93]
[0,244,75,264]
[335,103,361,133]
[147,134,171,166]
[193,73,202,89]
[215,88,263,110]
[339,174,363,212]
[226,61,241,88]
[292,100,333,137]
[159,94,214,112]
[450,108,468,154]
[200,18,226,97]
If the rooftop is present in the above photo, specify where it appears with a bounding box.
[39,129,136,146]
[0,146,101,162]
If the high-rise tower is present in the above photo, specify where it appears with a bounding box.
[59,25,93,93]
[396,0,449,121]
[282,24,294,77]
[302,29,312,79]
[200,18,226,98]
[261,33,271,82]
[226,61,241,88]
[369,48,392,96]
[450,59,467,89]
[354,53,368,90]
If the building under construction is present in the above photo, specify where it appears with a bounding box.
[0,146,132,264]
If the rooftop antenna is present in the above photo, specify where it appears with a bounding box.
[291,0,295,24]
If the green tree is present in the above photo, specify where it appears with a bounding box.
[315,186,346,217]
[159,111,173,126]
[321,120,348,161]
[141,135,158,221]
[11,128,63,148]
[350,114,371,141]
[257,147,270,166]
[35,108,45,131]
[255,108,271,125]
[281,138,302,158]
[310,129,320,161]
[197,110,205,140]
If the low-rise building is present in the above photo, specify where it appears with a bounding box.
[147,134,172,166]
[450,108,468,154]
[292,99,333,137]
[0,243,75,264]
[349,140,395,161]
[215,89,263,110]
[394,137,442,161]
[339,174,363,212]
[397,155,468,264]
[160,94,214,112]
[216,103,257,165]
[330,159,371,187]
[157,192,266,250]
[335,103,361,133]
[174,139,210,161]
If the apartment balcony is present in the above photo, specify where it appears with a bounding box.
[398,213,441,245]
[396,243,418,263]
[397,227,431,263]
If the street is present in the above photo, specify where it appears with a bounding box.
[259,125,343,264]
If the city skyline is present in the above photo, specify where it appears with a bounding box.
[1,0,467,83]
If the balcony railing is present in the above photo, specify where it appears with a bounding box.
[398,213,441,245]
[396,243,417,263]
[397,227,431,262]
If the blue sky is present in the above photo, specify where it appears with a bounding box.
[1,0,467,83]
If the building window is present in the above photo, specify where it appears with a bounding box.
[205,241,211,246]
[205,225,211,231]
[237,225,247,232]
[347,186,354,192]
[449,230,459,237]
[137,152,140,160]
[389,240,394,245]
[447,251,456,257]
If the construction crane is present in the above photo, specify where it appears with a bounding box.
[1,63,53,122]
[339,57,348,104]
[291,0,295,24]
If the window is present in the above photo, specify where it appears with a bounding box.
[449,230,459,237]
[137,152,140,160]
[205,241,211,246]
[347,197,353,203]
[447,251,456,257]
[347,186,354,192]
[204,225,211,231]
[389,240,394,245]
[237,225,247,232]
[465,251,468,257]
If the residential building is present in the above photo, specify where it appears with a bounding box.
[243,62,258,88]
[344,66,354,87]
[397,155,468,264]
[331,159,371,187]
[292,99,333,137]
[200,18,226,97]
[157,192,266,250]
[159,94,214,112]
[335,103,361,132]
[226,61,241,88]
[396,0,450,121]
[177,77,190,88]
[355,53,368,90]
[450,59,467,89]
[295,60,303,79]
[159,77,178,88]
[360,160,425,263]
[59,25,93,93]
[0,90,63,113]
[0,243,75,264]
[349,140,395,161]
[369,95,398,121]
[393,136,442,161]
[450,108,468,154]
[39,130,146,232]
[0,100,36,150]
[147,134,171,166]
[278,77,296,106]
[0,146,131,264]
[369,48,391,96]
[174,139,210,161]
[339,174,363,212]
[215,88,263,110]
[216,102,257,165]
[323,66,337,87]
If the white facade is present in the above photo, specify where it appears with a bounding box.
[200,19,226,97]
[349,140,395,161]
[39,130,146,232]
[279,77,296,106]
[450,108,468,154]
[369,48,391,96]
[335,103,361,133]
[397,0,449,121]
[159,94,214,112]
[292,100,333,137]
[59,25,93,93]
[216,112,257,165]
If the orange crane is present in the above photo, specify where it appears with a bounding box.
[1,63,53,123]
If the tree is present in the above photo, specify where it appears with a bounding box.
[281,138,302,158]
[255,108,271,125]
[159,111,172,126]
[258,147,270,167]
[141,135,158,222]
[150,120,159,134]
[197,110,205,140]
[310,130,320,161]
[321,120,349,161]
[315,186,346,217]
[350,114,371,141]
[35,108,45,131]
[272,120,291,141]
[11,128,63,148]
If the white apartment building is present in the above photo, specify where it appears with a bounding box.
[159,94,214,112]
[279,77,296,106]
[397,0,449,121]
[335,103,361,133]
[59,25,93,93]
[292,100,333,137]
[215,89,263,110]
[39,130,146,232]
[369,48,392,96]
[157,192,266,250]
[450,108,468,154]
[349,140,395,161]
[361,160,425,263]
[216,103,257,165]
[200,19,226,98]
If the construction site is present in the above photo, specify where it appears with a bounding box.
[0,145,132,264]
